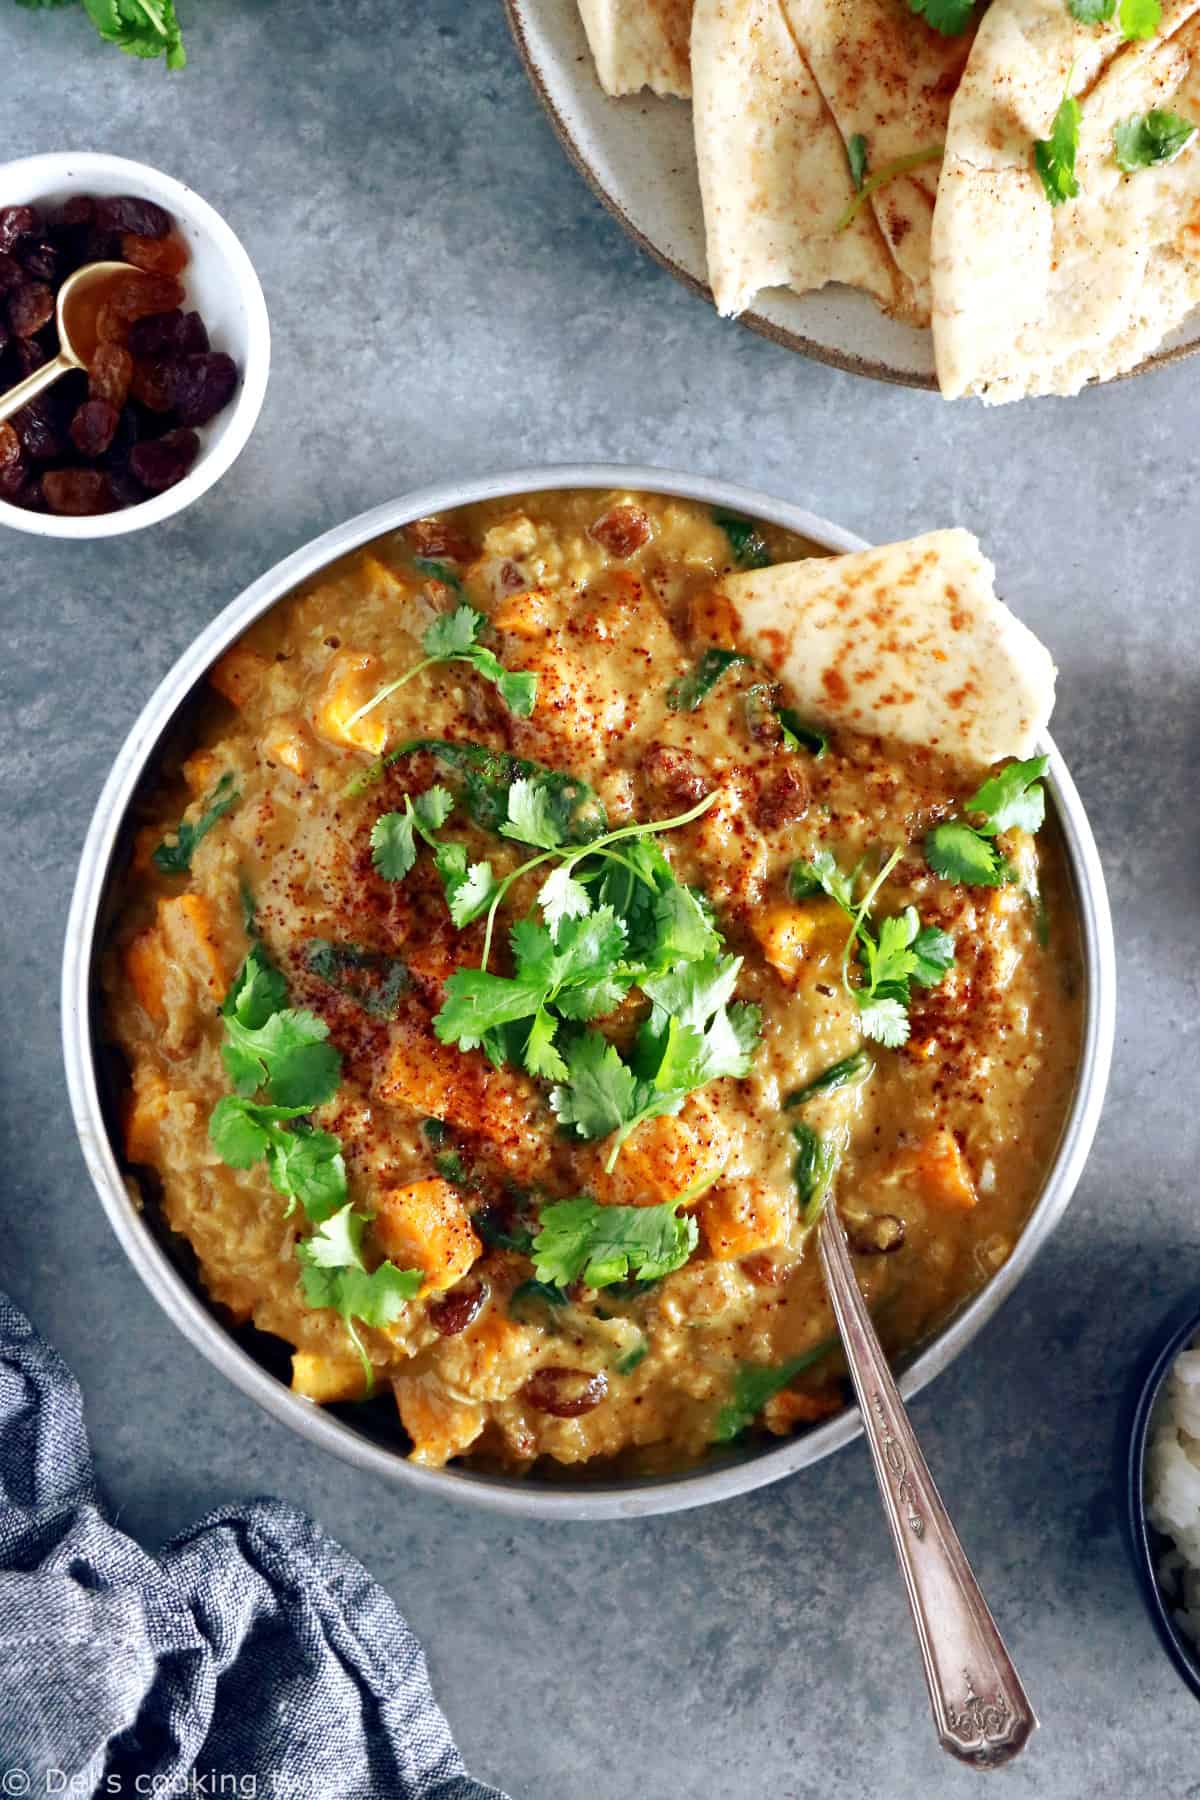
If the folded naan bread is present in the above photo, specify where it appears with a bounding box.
[691,0,901,317]
[779,0,976,326]
[577,0,694,98]
[934,0,1200,401]
[722,530,1055,766]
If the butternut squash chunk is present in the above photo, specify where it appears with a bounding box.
[752,898,846,985]
[209,645,270,711]
[596,1102,731,1207]
[124,927,169,1023]
[291,1350,369,1404]
[313,650,388,755]
[123,1068,169,1163]
[913,1128,977,1212]
[157,893,228,1002]
[393,1372,485,1466]
[372,1178,481,1294]
[700,1179,790,1260]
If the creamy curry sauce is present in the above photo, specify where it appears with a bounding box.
[103,489,1082,1474]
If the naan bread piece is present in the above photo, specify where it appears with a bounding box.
[780,0,977,327]
[691,0,901,318]
[934,0,1200,401]
[577,0,694,98]
[723,530,1055,766]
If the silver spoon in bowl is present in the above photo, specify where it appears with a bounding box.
[817,1199,1038,1768]
[0,260,151,426]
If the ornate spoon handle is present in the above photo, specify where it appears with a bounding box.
[817,1206,1037,1769]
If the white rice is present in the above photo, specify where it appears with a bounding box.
[1146,1342,1200,1646]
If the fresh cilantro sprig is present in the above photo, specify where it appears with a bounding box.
[1035,85,1082,206]
[220,988,342,1110]
[712,1336,839,1443]
[18,0,188,71]
[210,1097,348,1221]
[370,786,455,881]
[344,604,538,734]
[152,771,238,874]
[835,145,944,232]
[1114,108,1195,170]
[925,754,1048,887]
[788,847,954,1047]
[296,1204,422,1381]
[531,1192,700,1290]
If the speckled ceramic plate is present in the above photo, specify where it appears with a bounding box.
[504,0,1200,392]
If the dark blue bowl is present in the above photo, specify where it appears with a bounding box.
[1121,1288,1200,1703]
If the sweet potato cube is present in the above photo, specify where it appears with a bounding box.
[393,1372,485,1467]
[261,716,312,779]
[124,926,170,1023]
[123,1068,169,1163]
[492,588,555,637]
[372,1178,481,1294]
[377,1020,550,1174]
[763,1384,843,1435]
[157,893,228,1002]
[913,1128,977,1212]
[209,645,270,711]
[688,588,740,650]
[291,1350,369,1404]
[598,1102,731,1207]
[313,649,388,755]
[752,898,846,984]
[182,748,220,796]
[700,1179,791,1260]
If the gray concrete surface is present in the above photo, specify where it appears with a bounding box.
[3,3,1198,1795]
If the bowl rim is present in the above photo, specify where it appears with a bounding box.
[62,461,1117,1519]
[1122,1289,1200,1702]
[0,150,270,540]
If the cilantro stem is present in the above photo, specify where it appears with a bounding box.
[840,846,903,1001]
[834,145,944,233]
[344,655,458,731]
[478,789,722,971]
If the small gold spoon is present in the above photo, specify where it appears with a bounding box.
[0,261,150,426]
[817,1200,1038,1768]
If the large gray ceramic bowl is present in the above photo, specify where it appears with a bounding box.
[62,464,1117,1520]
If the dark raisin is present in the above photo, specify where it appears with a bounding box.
[121,231,189,275]
[522,1366,609,1418]
[105,467,147,509]
[129,427,199,492]
[0,458,27,500]
[11,473,46,512]
[95,303,129,348]
[130,357,175,413]
[849,1215,906,1256]
[88,343,133,409]
[10,336,48,377]
[61,196,96,228]
[15,400,63,461]
[69,398,119,457]
[428,1279,487,1338]
[170,351,237,426]
[16,239,58,282]
[99,406,142,469]
[96,195,171,239]
[127,309,185,357]
[590,504,652,558]
[7,282,54,338]
[178,310,209,354]
[742,1252,788,1287]
[754,765,810,831]
[642,744,709,809]
[0,206,39,252]
[43,468,112,515]
[0,251,24,293]
[0,422,20,470]
[404,517,478,561]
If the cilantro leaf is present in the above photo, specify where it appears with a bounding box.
[856,993,911,1049]
[304,939,409,1019]
[1035,90,1081,206]
[847,133,869,190]
[433,841,501,927]
[793,1124,842,1222]
[549,1032,646,1141]
[209,1095,310,1169]
[221,1006,342,1109]
[788,849,855,912]
[412,785,454,832]
[370,809,417,882]
[386,741,609,845]
[209,1097,347,1222]
[967,755,1048,836]
[777,710,829,756]
[222,943,289,1031]
[433,967,547,1051]
[712,1337,839,1442]
[152,772,238,873]
[1114,108,1195,170]
[538,864,592,936]
[905,0,977,30]
[925,821,1008,886]
[1067,0,1114,16]
[502,776,567,849]
[713,511,771,569]
[909,922,956,987]
[423,604,487,659]
[667,649,751,714]
[1119,0,1160,35]
[531,1193,699,1290]
[296,1204,422,1383]
[80,0,186,69]
[344,605,538,732]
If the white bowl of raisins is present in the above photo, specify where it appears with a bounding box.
[0,150,270,537]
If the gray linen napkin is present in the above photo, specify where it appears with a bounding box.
[0,1293,507,1799]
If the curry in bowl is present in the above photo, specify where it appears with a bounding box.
[103,488,1082,1474]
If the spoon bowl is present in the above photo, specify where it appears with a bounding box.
[0,259,144,427]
